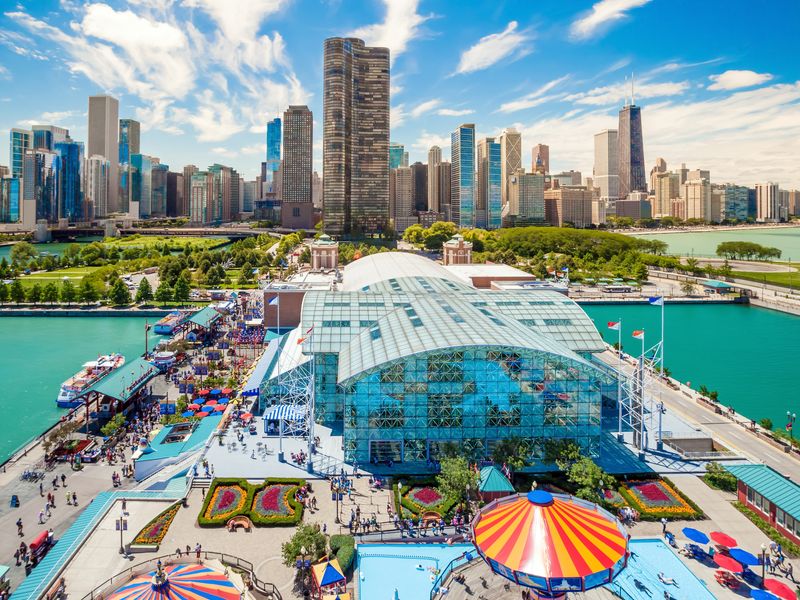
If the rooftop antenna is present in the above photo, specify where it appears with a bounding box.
[623,75,629,107]
[631,72,636,106]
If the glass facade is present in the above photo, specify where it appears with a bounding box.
[617,105,646,198]
[389,142,405,170]
[54,141,84,222]
[451,125,475,228]
[23,149,57,222]
[10,129,31,179]
[487,140,502,229]
[0,178,21,223]
[131,154,153,217]
[266,117,281,192]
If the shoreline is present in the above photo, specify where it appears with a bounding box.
[622,223,800,236]
[0,307,174,317]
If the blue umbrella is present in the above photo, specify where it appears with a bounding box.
[750,590,779,600]
[194,397,206,404]
[210,388,221,395]
[181,410,195,417]
[730,548,760,566]
[682,527,709,544]
[217,398,229,404]
[201,404,215,412]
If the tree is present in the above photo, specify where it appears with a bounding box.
[42,282,59,304]
[698,384,710,398]
[704,462,737,492]
[680,280,696,296]
[109,279,131,306]
[61,280,77,305]
[10,279,25,303]
[154,280,173,304]
[79,279,99,304]
[10,241,37,264]
[759,418,773,431]
[0,282,7,304]
[100,413,126,438]
[205,265,223,287]
[436,456,479,504]
[566,457,615,501]
[27,282,42,305]
[237,261,253,285]
[491,436,530,471]
[543,439,582,471]
[173,274,191,303]
[135,278,153,304]
[281,523,327,567]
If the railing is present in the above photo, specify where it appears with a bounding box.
[607,580,637,600]
[428,550,477,600]
[80,552,280,600]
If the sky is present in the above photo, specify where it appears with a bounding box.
[0,0,799,187]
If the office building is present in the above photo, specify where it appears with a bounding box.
[323,37,390,236]
[503,169,545,227]
[182,165,198,217]
[427,146,442,213]
[0,177,22,223]
[688,168,710,182]
[649,157,666,194]
[166,171,184,217]
[242,180,258,214]
[10,129,32,179]
[789,190,800,216]
[189,171,217,224]
[436,162,451,222]
[552,170,582,188]
[281,105,314,229]
[86,155,110,218]
[32,125,69,152]
[476,137,502,229]
[755,183,780,223]
[130,154,153,219]
[118,119,140,165]
[716,184,748,222]
[88,95,119,211]
[683,179,712,221]
[23,149,57,222]
[390,166,415,232]
[618,102,646,198]
[312,171,322,209]
[389,142,407,170]
[531,144,549,173]
[53,140,84,222]
[151,163,169,217]
[451,123,475,228]
[593,130,619,200]
[499,128,521,209]
[653,171,680,218]
[710,187,723,223]
[544,186,592,227]
[208,164,240,223]
[411,162,428,213]
[265,117,281,197]
[615,192,652,220]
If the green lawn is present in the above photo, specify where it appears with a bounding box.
[103,235,229,250]
[19,267,101,288]
[193,268,260,290]
[731,263,800,289]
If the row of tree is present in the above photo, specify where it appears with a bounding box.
[716,241,782,261]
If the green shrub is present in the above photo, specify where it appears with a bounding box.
[734,502,800,558]
[702,463,738,493]
[197,477,306,527]
[329,534,355,572]
[336,544,355,572]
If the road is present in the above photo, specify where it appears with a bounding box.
[597,348,800,481]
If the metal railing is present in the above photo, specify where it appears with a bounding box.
[80,552,280,600]
[428,550,476,600]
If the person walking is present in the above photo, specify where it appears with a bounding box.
[39,482,43,497]
[660,517,668,534]
[72,491,77,506]
[785,561,794,582]
[66,491,72,505]
[195,543,202,559]
[16,518,23,536]
[60,473,66,487]
[38,510,45,524]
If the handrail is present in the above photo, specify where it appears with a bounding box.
[80,551,281,600]
[428,550,477,600]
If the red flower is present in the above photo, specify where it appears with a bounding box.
[411,487,443,507]
[218,490,236,510]
[636,483,670,503]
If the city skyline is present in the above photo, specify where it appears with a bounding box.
[0,1,798,187]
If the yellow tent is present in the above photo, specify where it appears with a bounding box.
[322,594,351,600]
[312,558,345,590]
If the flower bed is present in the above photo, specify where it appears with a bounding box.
[601,488,625,507]
[198,477,305,527]
[133,503,181,547]
[619,479,701,520]
[396,481,459,518]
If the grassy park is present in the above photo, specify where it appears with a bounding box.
[731,262,800,289]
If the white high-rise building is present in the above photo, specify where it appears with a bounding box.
[756,182,780,222]
[86,155,110,217]
[390,166,415,232]
[499,128,521,208]
[427,146,442,213]
[593,129,619,200]
[683,179,711,221]
[88,95,119,212]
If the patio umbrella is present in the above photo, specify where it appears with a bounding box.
[714,554,743,572]
[187,404,201,410]
[198,389,210,396]
[221,388,233,395]
[214,404,226,411]
[710,531,738,548]
[201,405,215,412]
[205,399,218,405]
[240,412,253,421]
[729,548,760,566]
[217,398,229,404]
[750,590,779,600]
[181,410,195,417]
[764,579,796,600]
[682,527,709,544]
[194,411,208,418]
[210,388,221,395]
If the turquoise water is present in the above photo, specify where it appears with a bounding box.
[583,303,799,428]
[633,226,800,258]
[357,543,472,599]
[608,539,716,599]
[0,238,101,260]
[0,316,158,463]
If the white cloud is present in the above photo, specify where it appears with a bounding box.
[412,131,451,153]
[569,0,652,41]
[437,108,474,116]
[565,78,689,106]
[708,69,773,91]
[173,90,245,142]
[497,76,569,113]
[0,64,9,79]
[240,143,267,155]
[456,21,532,75]
[391,104,409,128]
[348,0,431,61]
[40,110,80,122]
[410,98,441,118]
[210,146,238,157]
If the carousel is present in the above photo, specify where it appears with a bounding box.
[471,490,630,598]
[107,562,241,600]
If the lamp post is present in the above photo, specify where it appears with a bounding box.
[788,411,797,445]
[117,511,126,555]
[760,543,767,587]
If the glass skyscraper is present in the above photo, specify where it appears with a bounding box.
[618,104,646,198]
[130,154,153,218]
[389,142,406,170]
[119,119,141,165]
[10,129,32,179]
[0,178,21,223]
[151,163,169,217]
[23,149,57,222]
[451,124,475,228]
[266,117,281,192]
[32,125,69,152]
[54,141,84,222]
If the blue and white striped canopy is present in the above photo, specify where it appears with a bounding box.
[264,405,305,420]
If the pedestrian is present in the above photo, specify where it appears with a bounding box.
[17,518,23,536]
[66,491,71,505]
[45,502,51,517]
[14,548,20,567]
[660,517,668,534]
[176,547,182,558]
[72,491,77,506]
[38,510,45,524]
[765,554,773,573]
[39,482,43,497]
[786,561,794,582]
[322,523,327,534]
[195,543,202,559]
[186,544,191,555]
[60,473,66,487]
[52,477,58,489]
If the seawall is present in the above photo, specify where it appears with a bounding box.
[0,308,173,317]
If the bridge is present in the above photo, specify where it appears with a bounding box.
[48,226,285,240]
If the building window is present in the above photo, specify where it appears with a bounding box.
[292,207,300,217]
[543,319,572,326]
[777,508,786,527]
[321,320,350,327]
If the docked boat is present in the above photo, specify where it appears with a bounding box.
[153,311,191,335]
[56,354,125,408]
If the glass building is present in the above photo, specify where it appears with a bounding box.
[54,141,84,222]
[151,163,169,217]
[130,154,153,218]
[23,149,57,222]
[451,124,475,228]
[266,117,281,192]
[258,253,610,466]
[389,142,406,170]
[0,177,21,223]
[10,129,32,179]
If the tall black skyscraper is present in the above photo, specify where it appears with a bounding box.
[617,104,646,198]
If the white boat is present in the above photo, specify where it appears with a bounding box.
[56,354,126,408]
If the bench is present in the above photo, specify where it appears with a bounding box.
[227,516,253,532]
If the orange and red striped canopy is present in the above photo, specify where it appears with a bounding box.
[107,563,239,600]
[473,491,628,581]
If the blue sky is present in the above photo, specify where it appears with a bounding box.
[1,0,799,187]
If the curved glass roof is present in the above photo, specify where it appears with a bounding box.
[340,252,469,293]
[337,294,598,383]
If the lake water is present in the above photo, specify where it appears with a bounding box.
[0,238,101,261]
[0,316,158,463]
[632,226,800,259]
[582,303,799,430]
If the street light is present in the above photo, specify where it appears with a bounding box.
[117,511,126,555]
[787,411,797,445]
[760,543,767,587]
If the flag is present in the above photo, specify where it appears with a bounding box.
[607,321,621,331]
[648,296,664,306]
[561,267,569,272]
[297,325,314,344]
[788,422,794,431]
[632,330,645,340]
[268,296,279,306]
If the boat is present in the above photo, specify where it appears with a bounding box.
[56,354,125,408]
[152,351,177,371]
[153,311,191,335]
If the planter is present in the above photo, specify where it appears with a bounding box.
[128,543,159,554]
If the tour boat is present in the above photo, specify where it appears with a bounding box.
[55,353,125,408]
[153,311,190,335]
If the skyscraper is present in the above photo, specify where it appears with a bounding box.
[683,179,711,221]
[208,164,240,222]
[0,177,21,223]
[503,169,545,226]
[189,171,217,224]
[427,146,442,213]
[182,165,198,217]
[654,171,679,218]
[755,182,780,222]
[323,37,390,236]
[531,143,549,174]
[119,119,140,164]
[167,171,184,217]
[649,157,666,193]
[451,123,475,228]
[593,129,619,200]
[390,166,415,232]
[32,125,69,151]
[130,154,153,219]
[437,162,451,221]
[151,162,169,217]
[86,155,110,218]
[23,148,57,222]
[53,140,84,222]
[617,102,646,198]
[88,94,119,211]
[476,137,502,230]
[265,117,281,196]
[499,128,521,209]
[281,105,314,229]
[411,162,428,213]
[389,142,406,170]
[10,129,32,179]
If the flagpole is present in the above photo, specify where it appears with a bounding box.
[617,318,623,441]
[661,296,665,376]
[276,290,284,463]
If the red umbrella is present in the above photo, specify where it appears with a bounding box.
[214,404,226,411]
[194,411,208,418]
[240,412,253,421]
[221,388,233,395]
[764,579,796,600]
[710,531,737,547]
[188,403,201,410]
[205,399,218,405]
[714,554,743,572]
[198,389,210,396]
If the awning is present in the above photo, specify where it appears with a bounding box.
[241,337,282,397]
[312,560,345,588]
[264,405,306,420]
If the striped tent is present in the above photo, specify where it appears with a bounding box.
[264,404,306,420]
[106,563,239,600]
[472,491,629,598]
